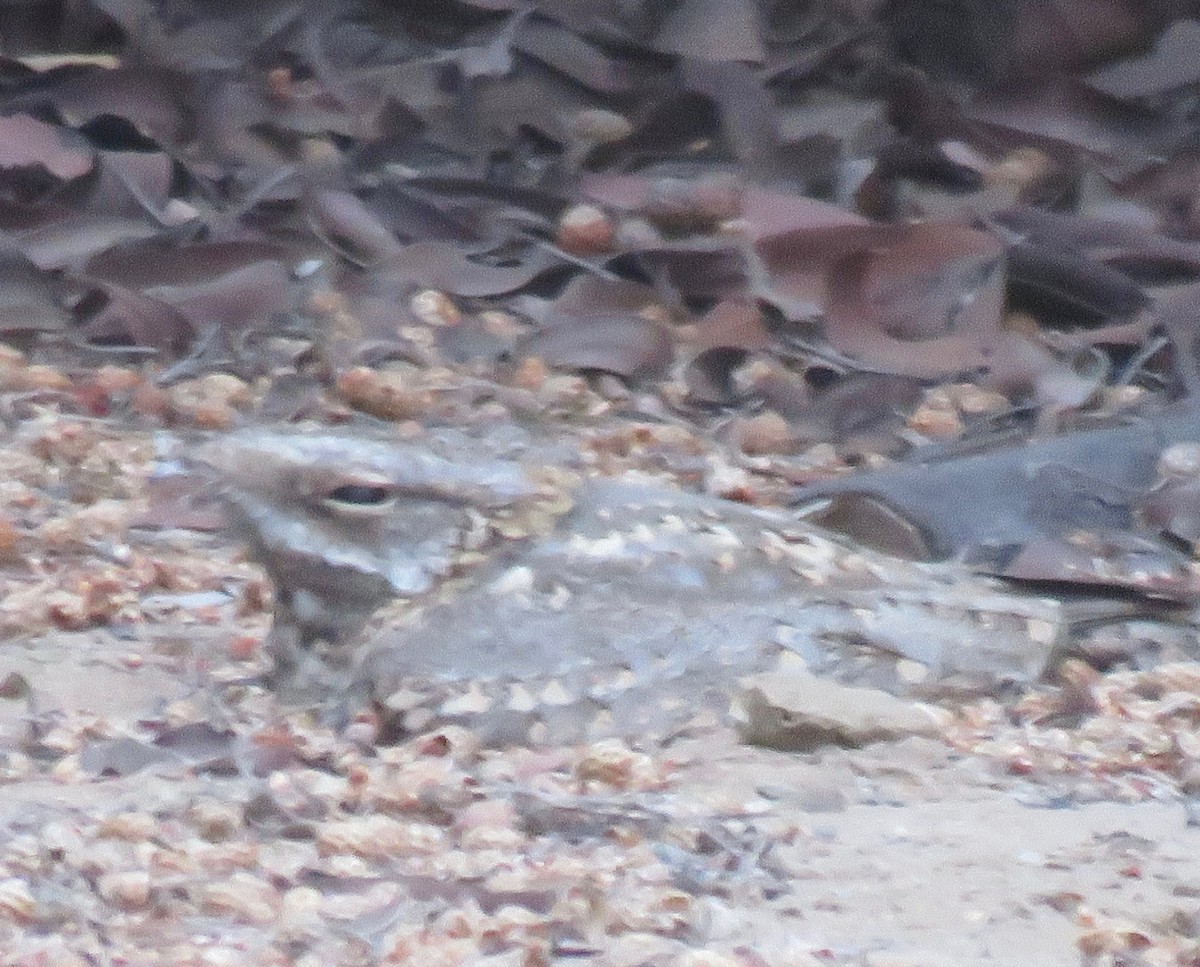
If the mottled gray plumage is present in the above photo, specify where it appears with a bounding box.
[197,426,1070,743]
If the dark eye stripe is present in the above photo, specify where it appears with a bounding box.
[327,484,393,505]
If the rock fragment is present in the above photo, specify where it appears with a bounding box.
[733,666,949,751]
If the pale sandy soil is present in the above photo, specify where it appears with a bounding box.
[0,419,1196,967]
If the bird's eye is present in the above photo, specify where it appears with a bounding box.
[326,484,394,506]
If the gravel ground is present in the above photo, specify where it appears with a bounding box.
[0,415,1197,966]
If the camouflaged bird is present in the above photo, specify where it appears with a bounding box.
[195,426,1069,744]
